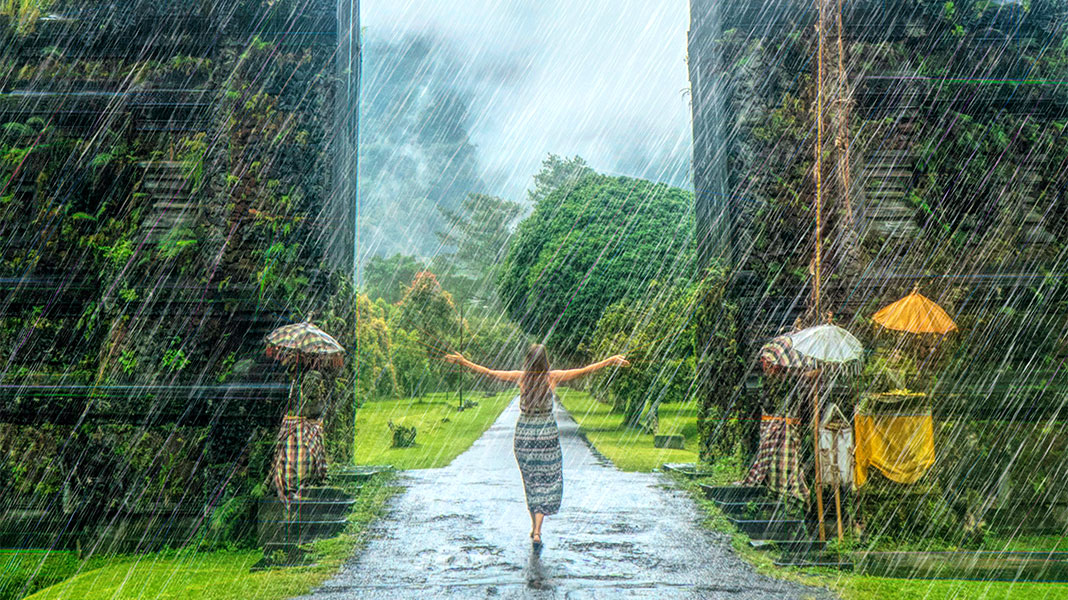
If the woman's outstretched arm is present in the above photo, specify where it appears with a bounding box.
[550,355,629,384]
[444,354,523,383]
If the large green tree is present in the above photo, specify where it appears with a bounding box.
[497,170,695,358]
[391,270,462,395]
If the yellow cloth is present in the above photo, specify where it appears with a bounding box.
[854,413,935,487]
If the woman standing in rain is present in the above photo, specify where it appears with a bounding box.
[446,344,629,549]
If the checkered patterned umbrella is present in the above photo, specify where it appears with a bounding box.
[265,321,345,370]
[759,335,815,374]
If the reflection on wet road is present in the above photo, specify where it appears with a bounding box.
[297,399,832,599]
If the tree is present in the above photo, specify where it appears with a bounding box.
[527,154,594,206]
[433,193,521,310]
[392,271,462,394]
[587,279,697,429]
[363,253,424,304]
[354,294,398,400]
[497,171,695,358]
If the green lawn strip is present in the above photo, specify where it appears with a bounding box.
[24,475,401,600]
[354,391,515,469]
[0,550,115,600]
[556,389,698,471]
[671,473,1068,600]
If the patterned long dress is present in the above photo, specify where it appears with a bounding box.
[513,392,563,515]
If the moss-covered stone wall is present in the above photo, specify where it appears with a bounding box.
[690,0,1068,538]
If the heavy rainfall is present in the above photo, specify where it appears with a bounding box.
[0,0,1066,599]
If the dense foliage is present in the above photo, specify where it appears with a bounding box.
[587,279,697,429]
[363,254,425,305]
[700,0,1068,541]
[498,172,695,358]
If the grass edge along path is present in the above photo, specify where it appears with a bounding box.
[354,391,515,470]
[23,475,401,600]
[671,474,1068,600]
[556,389,698,471]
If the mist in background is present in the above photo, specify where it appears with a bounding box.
[358,1,693,265]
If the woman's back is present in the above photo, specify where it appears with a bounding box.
[519,383,553,415]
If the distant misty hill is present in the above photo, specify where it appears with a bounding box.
[358,33,485,265]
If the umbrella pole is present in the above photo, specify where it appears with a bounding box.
[813,374,826,542]
[833,432,843,542]
[458,302,463,408]
[835,483,843,542]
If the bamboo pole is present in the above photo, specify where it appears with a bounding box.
[836,0,852,225]
[834,0,847,544]
[813,0,827,543]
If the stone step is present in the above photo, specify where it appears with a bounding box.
[699,484,765,504]
[865,189,909,199]
[142,178,190,190]
[0,525,81,550]
[774,555,854,570]
[149,202,198,213]
[660,463,719,479]
[858,551,1068,581]
[328,465,393,485]
[714,499,793,519]
[142,213,195,226]
[864,181,911,191]
[728,516,808,541]
[302,486,353,501]
[750,538,828,556]
[257,498,356,521]
[863,169,913,179]
[257,518,348,543]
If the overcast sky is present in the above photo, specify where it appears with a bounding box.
[361,1,693,202]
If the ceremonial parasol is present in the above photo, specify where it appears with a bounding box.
[788,324,864,375]
[872,285,957,335]
[265,321,346,370]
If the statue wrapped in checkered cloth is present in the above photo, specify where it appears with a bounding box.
[741,414,809,503]
[271,415,328,508]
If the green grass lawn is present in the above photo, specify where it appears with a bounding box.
[557,389,699,471]
[354,391,515,469]
[0,550,111,600]
[829,576,1068,600]
[23,476,399,600]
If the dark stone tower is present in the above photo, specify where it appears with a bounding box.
[0,0,358,550]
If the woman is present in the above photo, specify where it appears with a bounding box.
[445,344,629,549]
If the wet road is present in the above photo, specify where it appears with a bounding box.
[297,399,832,599]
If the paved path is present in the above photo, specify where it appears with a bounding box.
[297,400,831,599]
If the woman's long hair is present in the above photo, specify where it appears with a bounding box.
[521,343,551,408]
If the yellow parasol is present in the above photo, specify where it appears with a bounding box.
[872,285,958,335]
